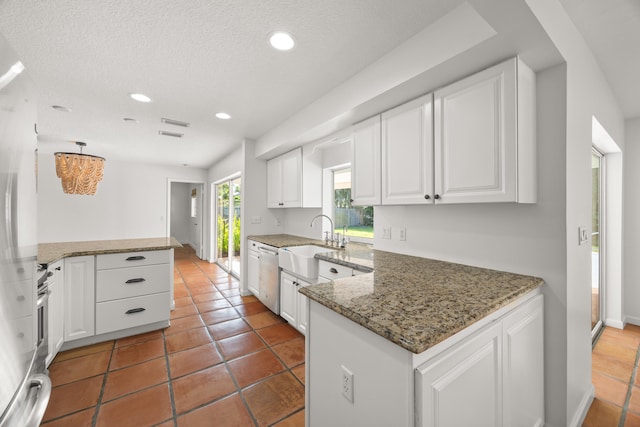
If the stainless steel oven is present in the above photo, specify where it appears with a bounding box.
[34,265,51,374]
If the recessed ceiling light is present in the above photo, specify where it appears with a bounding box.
[269,32,295,51]
[129,93,152,103]
[51,105,72,113]
[216,112,231,120]
[123,117,138,123]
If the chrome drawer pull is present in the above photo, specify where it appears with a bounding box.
[125,308,146,314]
[329,267,339,274]
[125,278,146,284]
[125,256,146,261]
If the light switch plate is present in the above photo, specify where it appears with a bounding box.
[382,227,391,239]
[578,226,588,245]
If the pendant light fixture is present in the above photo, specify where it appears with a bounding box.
[54,141,105,195]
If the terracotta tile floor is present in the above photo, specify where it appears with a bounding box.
[584,325,640,426]
[41,246,305,427]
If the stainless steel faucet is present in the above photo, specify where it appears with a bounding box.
[310,214,334,246]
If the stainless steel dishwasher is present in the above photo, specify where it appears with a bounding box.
[257,243,280,314]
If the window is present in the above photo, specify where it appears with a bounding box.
[190,188,197,218]
[333,167,373,240]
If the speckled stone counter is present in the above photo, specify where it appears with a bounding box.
[302,249,543,354]
[38,237,182,265]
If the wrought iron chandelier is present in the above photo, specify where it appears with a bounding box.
[54,142,105,195]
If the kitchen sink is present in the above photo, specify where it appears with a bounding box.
[278,245,337,279]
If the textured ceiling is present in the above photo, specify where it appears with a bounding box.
[0,0,462,167]
[0,0,635,168]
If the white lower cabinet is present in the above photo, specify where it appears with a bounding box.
[64,255,95,342]
[415,323,502,427]
[280,271,310,335]
[95,250,171,335]
[46,260,64,366]
[247,241,260,296]
[307,291,543,427]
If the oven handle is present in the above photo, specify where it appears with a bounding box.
[36,289,49,307]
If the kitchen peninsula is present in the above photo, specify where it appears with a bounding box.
[38,237,181,361]
[250,234,545,427]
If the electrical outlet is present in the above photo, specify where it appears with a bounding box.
[341,365,354,403]
[382,227,391,239]
[399,228,406,241]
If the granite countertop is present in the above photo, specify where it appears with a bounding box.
[38,237,183,265]
[248,233,543,354]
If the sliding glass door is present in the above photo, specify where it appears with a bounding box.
[215,176,241,278]
[592,148,604,340]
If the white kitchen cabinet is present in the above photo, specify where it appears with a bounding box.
[267,147,302,208]
[280,272,297,326]
[351,116,381,206]
[64,255,95,341]
[381,94,434,205]
[247,241,260,296]
[46,260,64,366]
[280,271,311,335]
[415,322,502,427]
[502,293,544,427]
[307,290,543,427]
[267,146,322,208]
[95,250,171,335]
[433,57,536,204]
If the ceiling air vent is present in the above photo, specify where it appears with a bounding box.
[158,130,183,138]
[161,118,190,127]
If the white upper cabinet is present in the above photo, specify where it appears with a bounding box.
[267,146,322,208]
[433,57,536,204]
[267,148,302,208]
[381,94,434,205]
[351,116,381,206]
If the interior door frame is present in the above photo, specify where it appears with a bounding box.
[591,147,605,341]
[166,178,206,259]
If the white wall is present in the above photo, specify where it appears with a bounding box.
[525,1,626,425]
[38,153,207,243]
[170,182,190,244]
[624,118,640,323]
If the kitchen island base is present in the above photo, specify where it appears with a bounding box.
[306,289,543,427]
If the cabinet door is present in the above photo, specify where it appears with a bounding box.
[280,272,297,325]
[247,249,260,296]
[502,295,544,427]
[296,277,311,335]
[267,156,283,208]
[381,94,434,204]
[280,148,302,207]
[46,261,64,366]
[415,322,502,427]
[64,256,95,341]
[351,116,381,205]
[434,58,517,203]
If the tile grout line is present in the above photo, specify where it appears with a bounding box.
[193,255,261,427]
[618,334,640,427]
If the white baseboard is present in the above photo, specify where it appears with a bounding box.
[625,315,640,327]
[605,318,625,329]
[569,384,594,427]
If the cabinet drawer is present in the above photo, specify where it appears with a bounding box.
[318,261,353,279]
[96,264,170,302]
[96,250,171,270]
[95,292,170,334]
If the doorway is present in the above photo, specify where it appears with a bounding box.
[167,180,205,259]
[591,148,604,340]
[214,175,241,278]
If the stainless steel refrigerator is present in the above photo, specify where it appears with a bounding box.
[0,33,51,426]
